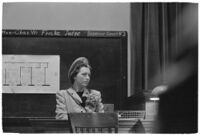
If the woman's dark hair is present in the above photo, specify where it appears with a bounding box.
[68,57,91,84]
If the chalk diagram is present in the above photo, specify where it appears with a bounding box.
[3,62,50,86]
[2,55,60,93]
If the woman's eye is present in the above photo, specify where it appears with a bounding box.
[82,73,87,76]
[82,73,91,77]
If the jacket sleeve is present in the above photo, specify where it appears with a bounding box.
[95,90,104,113]
[55,90,68,120]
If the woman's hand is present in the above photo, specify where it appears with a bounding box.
[85,92,102,112]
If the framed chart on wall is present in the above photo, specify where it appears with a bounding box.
[2,29,127,109]
[2,55,60,93]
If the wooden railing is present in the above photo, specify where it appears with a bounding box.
[3,116,154,133]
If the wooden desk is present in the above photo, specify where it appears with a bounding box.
[3,117,33,133]
[29,118,71,133]
[3,117,70,133]
[3,117,154,133]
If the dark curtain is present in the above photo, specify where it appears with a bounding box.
[130,3,198,95]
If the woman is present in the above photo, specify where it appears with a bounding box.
[55,57,104,120]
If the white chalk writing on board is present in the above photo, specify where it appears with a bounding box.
[3,55,60,93]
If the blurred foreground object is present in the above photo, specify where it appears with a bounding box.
[156,44,198,133]
[154,3,198,133]
[151,85,168,96]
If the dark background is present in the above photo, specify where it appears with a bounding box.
[2,30,127,117]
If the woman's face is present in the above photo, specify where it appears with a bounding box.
[74,66,91,87]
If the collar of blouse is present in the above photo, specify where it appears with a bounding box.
[67,87,90,104]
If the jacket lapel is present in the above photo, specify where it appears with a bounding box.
[67,88,82,104]
[67,88,91,104]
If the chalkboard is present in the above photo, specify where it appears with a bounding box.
[2,29,127,110]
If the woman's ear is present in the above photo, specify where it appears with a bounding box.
[73,75,77,82]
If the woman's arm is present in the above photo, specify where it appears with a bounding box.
[55,90,68,120]
[97,103,104,112]
[96,91,104,112]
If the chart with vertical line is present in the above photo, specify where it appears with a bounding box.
[2,55,60,93]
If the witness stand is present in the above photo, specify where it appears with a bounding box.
[3,111,154,133]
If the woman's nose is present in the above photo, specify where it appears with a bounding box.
[86,75,90,80]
